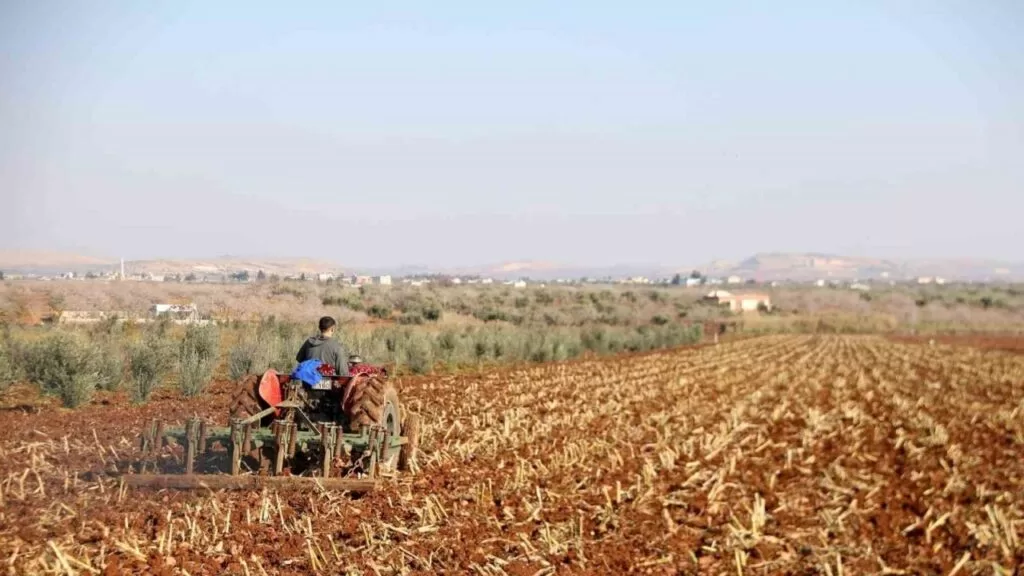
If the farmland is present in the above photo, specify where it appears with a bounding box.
[3,279,1024,334]
[1,335,1022,574]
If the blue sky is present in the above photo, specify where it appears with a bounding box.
[2,1,1021,267]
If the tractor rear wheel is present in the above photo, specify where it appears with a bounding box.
[345,376,402,472]
[227,374,271,427]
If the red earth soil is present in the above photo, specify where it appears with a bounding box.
[1,335,1022,575]
[889,333,1024,354]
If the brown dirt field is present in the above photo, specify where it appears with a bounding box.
[890,333,1024,355]
[1,335,1023,575]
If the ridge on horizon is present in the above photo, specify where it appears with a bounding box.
[0,250,1021,281]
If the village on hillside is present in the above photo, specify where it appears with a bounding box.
[2,258,998,329]
[0,264,964,291]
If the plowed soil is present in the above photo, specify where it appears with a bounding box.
[890,333,1024,355]
[2,335,1023,575]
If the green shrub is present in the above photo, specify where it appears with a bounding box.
[95,337,125,391]
[474,336,490,365]
[228,335,262,380]
[403,332,434,374]
[475,308,509,323]
[22,331,100,408]
[0,338,17,391]
[228,322,305,379]
[580,327,607,354]
[151,314,174,337]
[367,304,393,320]
[341,328,390,365]
[436,329,458,361]
[543,313,564,327]
[422,305,442,322]
[534,290,555,305]
[128,335,175,404]
[90,314,124,337]
[254,318,305,373]
[271,284,308,300]
[529,342,552,363]
[322,292,364,311]
[979,296,1006,310]
[398,313,424,325]
[178,325,220,397]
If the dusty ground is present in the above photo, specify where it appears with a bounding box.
[890,333,1024,355]
[1,335,1023,575]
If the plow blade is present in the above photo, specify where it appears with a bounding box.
[122,474,377,492]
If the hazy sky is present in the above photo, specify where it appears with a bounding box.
[2,1,1021,267]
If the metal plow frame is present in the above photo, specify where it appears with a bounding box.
[126,401,406,492]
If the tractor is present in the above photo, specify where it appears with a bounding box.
[128,356,420,492]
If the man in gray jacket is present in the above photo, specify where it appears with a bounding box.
[295,316,350,377]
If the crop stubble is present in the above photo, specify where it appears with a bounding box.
[0,335,1022,575]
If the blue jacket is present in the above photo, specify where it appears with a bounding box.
[291,359,325,386]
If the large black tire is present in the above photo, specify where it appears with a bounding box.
[345,376,402,471]
[227,374,271,427]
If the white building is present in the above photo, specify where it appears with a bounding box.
[705,290,771,312]
[318,273,335,282]
[513,280,527,288]
[375,275,392,286]
[850,283,871,291]
[151,303,199,321]
[685,277,702,287]
[481,278,494,285]
[726,275,743,285]
[623,276,651,285]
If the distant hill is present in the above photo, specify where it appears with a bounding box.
[696,253,1024,282]
[0,251,115,274]
[1,250,1021,281]
[0,253,344,277]
[123,257,343,277]
[451,253,1024,282]
[704,253,902,281]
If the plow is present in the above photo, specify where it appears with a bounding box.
[125,358,419,492]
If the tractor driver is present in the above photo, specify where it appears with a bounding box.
[296,316,351,377]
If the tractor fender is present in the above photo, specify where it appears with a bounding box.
[258,369,285,414]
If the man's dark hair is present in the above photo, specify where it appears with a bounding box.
[318,316,337,333]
